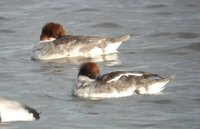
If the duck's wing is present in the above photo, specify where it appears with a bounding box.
[53,35,107,46]
[98,71,144,84]
[134,73,175,94]
[89,71,144,96]
[73,34,130,44]
[53,35,77,46]
[98,71,175,93]
[98,71,174,84]
[53,34,130,46]
[142,72,175,81]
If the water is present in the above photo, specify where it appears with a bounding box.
[0,0,200,128]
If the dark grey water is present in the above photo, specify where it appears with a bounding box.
[0,0,200,129]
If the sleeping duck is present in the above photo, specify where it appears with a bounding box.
[32,22,130,60]
[73,62,175,100]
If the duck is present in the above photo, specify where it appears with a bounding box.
[0,98,40,122]
[73,62,175,100]
[32,22,130,60]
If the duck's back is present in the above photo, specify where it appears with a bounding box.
[53,35,108,46]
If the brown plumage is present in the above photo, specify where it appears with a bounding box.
[78,62,100,79]
[40,22,66,41]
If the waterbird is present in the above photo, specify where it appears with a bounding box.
[73,62,175,100]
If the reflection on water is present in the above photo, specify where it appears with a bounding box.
[33,53,120,65]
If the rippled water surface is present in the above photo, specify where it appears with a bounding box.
[0,0,200,129]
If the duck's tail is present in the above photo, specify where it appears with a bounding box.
[112,34,131,42]
[148,74,175,94]
[24,105,40,120]
[161,74,176,82]
[135,74,175,94]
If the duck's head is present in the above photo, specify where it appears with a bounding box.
[78,62,100,79]
[40,22,66,41]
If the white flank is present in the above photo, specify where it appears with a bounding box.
[74,86,136,100]
[136,87,148,94]
[107,73,143,83]
[0,99,35,122]
[88,47,103,57]
[147,81,169,94]
[104,42,122,54]
[90,87,136,99]
[32,51,66,60]
[32,42,79,60]
[32,40,124,60]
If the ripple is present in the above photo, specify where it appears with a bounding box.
[76,8,99,12]
[0,16,9,21]
[193,98,200,102]
[87,112,99,115]
[0,29,15,33]
[182,42,200,51]
[132,123,157,128]
[91,22,121,28]
[145,4,168,8]
[176,32,199,39]
[148,32,200,39]
[143,42,200,55]
[140,99,174,105]
[186,3,197,7]
[156,12,174,15]
[148,32,173,37]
